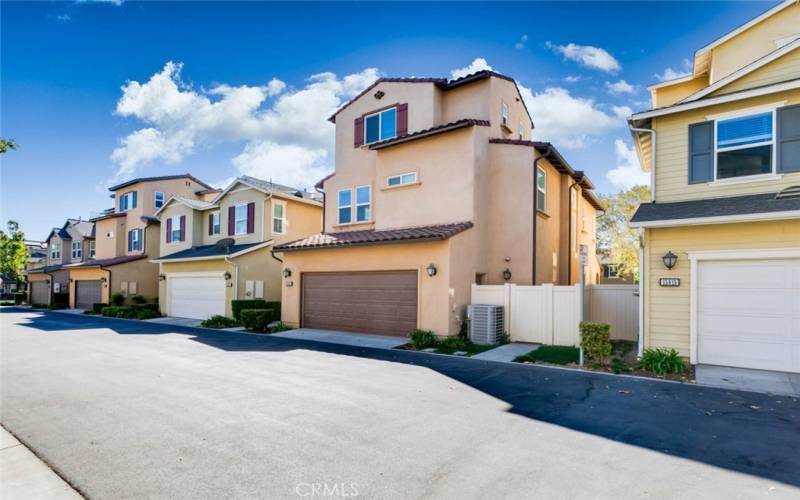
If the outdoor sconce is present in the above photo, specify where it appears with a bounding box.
[662,251,678,270]
[283,268,292,278]
[502,268,512,281]
[100,277,107,283]
[69,278,74,283]
[158,274,166,281]
[426,264,437,277]
[223,272,232,280]
[45,279,51,285]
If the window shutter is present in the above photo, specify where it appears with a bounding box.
[228,206,235,236]
[138,229,143,251]
[354,116,364,147]
[777,104,800,173]
[179,215,186,242]
[247,202,255,234]
[208,214,213,235]
[397,103,408,136]
[131,191,138,209]
[166,218,172,243]
[127,231,132,252]
[688,121,714,184]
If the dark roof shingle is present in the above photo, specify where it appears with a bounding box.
[156,242,268,261]
[630,191,800,225]
[67,255,149,268]
[369,119,490,150]
[274,222,473,252]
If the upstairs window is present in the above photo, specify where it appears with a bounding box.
[364,107,397,144]
[536,166,547,212]
[170,216,181,242]
[128,229,142,252]
[154,191,164,209]
[603,265,620,279]
[71,241,82,259]
[211,212,220,235]
[501,101,510,128]
[518,121,525,140]
[119,191,137,212]
[89,240,96,258]
[387,172,417,187]
[716,111,773,180]
[356,186,371,223]
[272,201,286,235]
[234,204,248,235]
[338,189,352,224]
[50,241,61,259]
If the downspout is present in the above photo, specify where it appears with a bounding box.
[315,184,326,234]
[532,148,550,285]
[630,127,656,202]
[567,180,580,284]
[224,254,239,301]
[630,126,655,356]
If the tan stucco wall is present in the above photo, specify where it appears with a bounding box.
[95,217,126,259]
[643,219,800,356]
[67,268,110,308]
[652,89,800,203]
[159,203,200,256]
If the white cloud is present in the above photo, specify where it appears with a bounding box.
[606,79,635,95]
[56,13,71,21]
[612,105,633,119]
[563,75,582,83]
[518,85,621,148]
[450,58,493,79]
[76,0,124,5]
[514,34,529,50]
[606,139,649,189]
[547,42,621,73]
[109,61,379,189]
[654,58,692,82]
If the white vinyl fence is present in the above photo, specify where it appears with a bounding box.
[471,283,639,345]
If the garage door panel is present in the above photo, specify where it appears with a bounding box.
[302,271,417,337]
[698,258,800,374]
[31,282,49,305]
[169,276,225,320]
[76,281,102,310]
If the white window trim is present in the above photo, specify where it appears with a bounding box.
[119,192,135,212]
[170,216,182,244]
[154,191,165,209]
[711,107,777,183]
[536,166,547,212]
[51,242,61,259]
[89,240,96,258]
[337,188,352,225]
[364,106,397,145]
[386,172,418,188]
[355,185,371,223]
[71,241,82,259]
[604,264,620,278]
[130,229,141,251]
[501,101,510,127]
[272,200,287,235]
[234,203,248,235]
[518,121,524,140]
[211,211,221,236]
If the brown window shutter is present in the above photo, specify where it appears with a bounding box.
[179,215,186,242]
[247,202,255,233]
[397,103,408,136]
[228,206,235,236]
[354,116,364,147]
[208,214,213,235]
[166,218,172,243]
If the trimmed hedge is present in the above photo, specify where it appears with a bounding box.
[109,292,125,306]
[201,315,239,329]
[93,303,109,314]
[580,321,613,366]
[231,299,266,321]
[241,308,274,333]
[100,305,160,320]
[14,292,26,305]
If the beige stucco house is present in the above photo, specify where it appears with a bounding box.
[275,70,603,337]
[151,175,322,319]
[629,0,800,375]
[28,219,95,306]
[66,174,216,309]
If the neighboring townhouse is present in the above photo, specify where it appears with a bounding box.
[598,254,635,285]
[151,175,322,319]
[274,70,603,337]
[628,0,800,375]
[28,219,94,306]
[67,174,214,309]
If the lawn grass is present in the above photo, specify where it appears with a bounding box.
[514,345,579,365]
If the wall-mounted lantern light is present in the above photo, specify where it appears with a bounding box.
[158,274,166,281]
[45,279,51,285]
[662,251,678,270]
[100,277,107,283]
[283,268,292,278]
[223,272,232,280]
[502,268,512,281]
[426,264,437,277]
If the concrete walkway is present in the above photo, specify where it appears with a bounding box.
[0,426,82,499]
[271,328,408,349]
[472,343,538,362]
[144,316,203,328]
[697,365,800,397]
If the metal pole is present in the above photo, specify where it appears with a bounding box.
[578,244,587,366]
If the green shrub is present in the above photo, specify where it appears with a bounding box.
[438,336,467,351]
[231,299,267,321]
[241,309,273,332]
[201,315,240,329]
[409,329,438,350]
[136,309,160,320]
[14,292,26,305]
[640,348,687,375]
[130,303,159,312]
[580,321,613,366]
[269,321,291,333]
[93,303,108,314]
[109,292,125,306]
[515,345,580,365]
[101,306,137,319]
[131,294,147,304]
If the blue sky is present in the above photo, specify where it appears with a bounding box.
[0,1,773,240]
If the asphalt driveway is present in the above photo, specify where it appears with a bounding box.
[2,307,799,499]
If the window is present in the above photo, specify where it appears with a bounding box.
[364,107,397,144]
[272,201,286,234]
[50,241,61,259]
[604,265,620,279]
[501,101,510,127]
[128,229,142,252]
[119,191,137,211]
[234,204,248,235]
[170,216,181,242]
[536,167,546,212]
[715,111,774,180]
[356,186,371,222]
[387,172,417,187]
[518,121,525,140]
[211,212,220,235]
[71,241,82,259]
[338,189,352,224]
[154,191,164,209]
[89,240,95,258]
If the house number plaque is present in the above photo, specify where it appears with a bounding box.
[659,278,680,287]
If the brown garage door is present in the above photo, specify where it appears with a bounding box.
[302,271,417,337]
[75,280,102,310]
[30,281,49,306]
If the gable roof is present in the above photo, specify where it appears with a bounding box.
[107,174,213,192]
[66,254,149,268]
[150,241,272,263]
[369,119,490,150]
[328,70,533,127]
[154,195,217,217]
[210,176,322,206]
[71,220,95,239]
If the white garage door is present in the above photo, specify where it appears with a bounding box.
[698,258,800,373]
[168,275,226,320]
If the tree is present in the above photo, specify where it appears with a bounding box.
[0,138,17,154]
[597,185,651,282]
[0,221,30,283]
